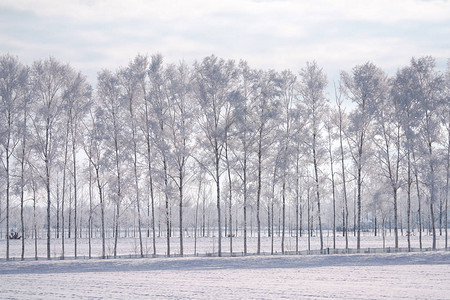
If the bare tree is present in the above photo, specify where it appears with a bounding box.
[148,54,173,256]
[410,57,445,249]
[119,58,145,257]
[0,54,28,260]
[373,77,403,249]
[278,70,297,254]
[192,55,237,256]
[83,107,108,258]
[165,62,194,256]
[30,57,70,259]
[253,70,280,254]
[64,71,91,257]
[341,62,386,249]
[97,69,125,257]
[299,61,328,250]
[334,84,350,249]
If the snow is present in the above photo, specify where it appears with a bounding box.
[0,251,449,299]
[1,234,449,298]
[1,232,446,259]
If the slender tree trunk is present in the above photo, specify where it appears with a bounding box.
[295,146,300,254]
[407,150,412,252]
[133,136,143,257]
[46,127,51,260]
[194,178,202,256]
[313,133,323,250]
[61,127,69,259]
[328,128,336,249]
[356,135,363,250]
[56,180,60,239]
[267,202,271,237]
[202,188,206,238]
[225,140,233,254]
[88,161,93,259]
[338,105,349,249]
[179,169,184,256]
[413,151,423,249]
[393,188,399,249]
[20,129,26,260]
[144,95,157,256]
[113,125,121,258]
[271,163,277,255]
[307,187,311,252]
[282,178,286,254]
[147,139,156,256]
[94,166,105,258]
[215,145,222,256]
[33,181,38,260]
[5,129,10,260]
[72,123,78,258]
[428,141,437,250]
[243,155,247,255]
[446,128,449,249]
[257,131,263,254]
[163,155,170,256]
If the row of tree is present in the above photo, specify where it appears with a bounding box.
[0,53,448,260]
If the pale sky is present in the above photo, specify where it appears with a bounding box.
[1,0,449,87]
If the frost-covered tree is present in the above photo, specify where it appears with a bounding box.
[0,54,28,260]
[392,65,421,250]
[341,62,386,249]
[372,75,403,249]
[97,69,125,257]
[410,57,445,249]
[118,57,145,257]
[30,57,71,259]
[192,55,237,256]
[253,70,281,254]
[299,61,328,250]
[278,70,297,254]
[83,107,108,258]
[64,70,91,257]
[165,62,194,256]
[148,54,174,256]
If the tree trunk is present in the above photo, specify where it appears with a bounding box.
[88,162,93,259]
[313,133,324,250]
[132,134,143,257]
[33,181,38,260]
[215,146,222,256]
[6,129,10,261]
[20,130,26,260]
[179,168,184,256]
[328,128,336,249]
[257,131,263,254]
[72,123,78,258]
[446,128,449,249]
[356,136,363,250]
[407,150,412,252]
[163,155,170,256]
[338,105,349,249]
[113,122,122,257]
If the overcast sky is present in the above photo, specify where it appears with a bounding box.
[1,0,449,87]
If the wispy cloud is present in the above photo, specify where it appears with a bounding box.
[1,0,449,85]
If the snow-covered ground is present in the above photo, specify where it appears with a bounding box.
[0,251,449,299]
[1,232,447,259]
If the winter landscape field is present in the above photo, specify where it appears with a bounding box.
[1,0,450,299]
[0,249,449,299]
[1,235,449,299]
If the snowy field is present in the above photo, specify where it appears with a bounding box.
[1,232,447,259]
[0,251,449,299]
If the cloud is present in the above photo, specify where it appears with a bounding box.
[0,0,449,87]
